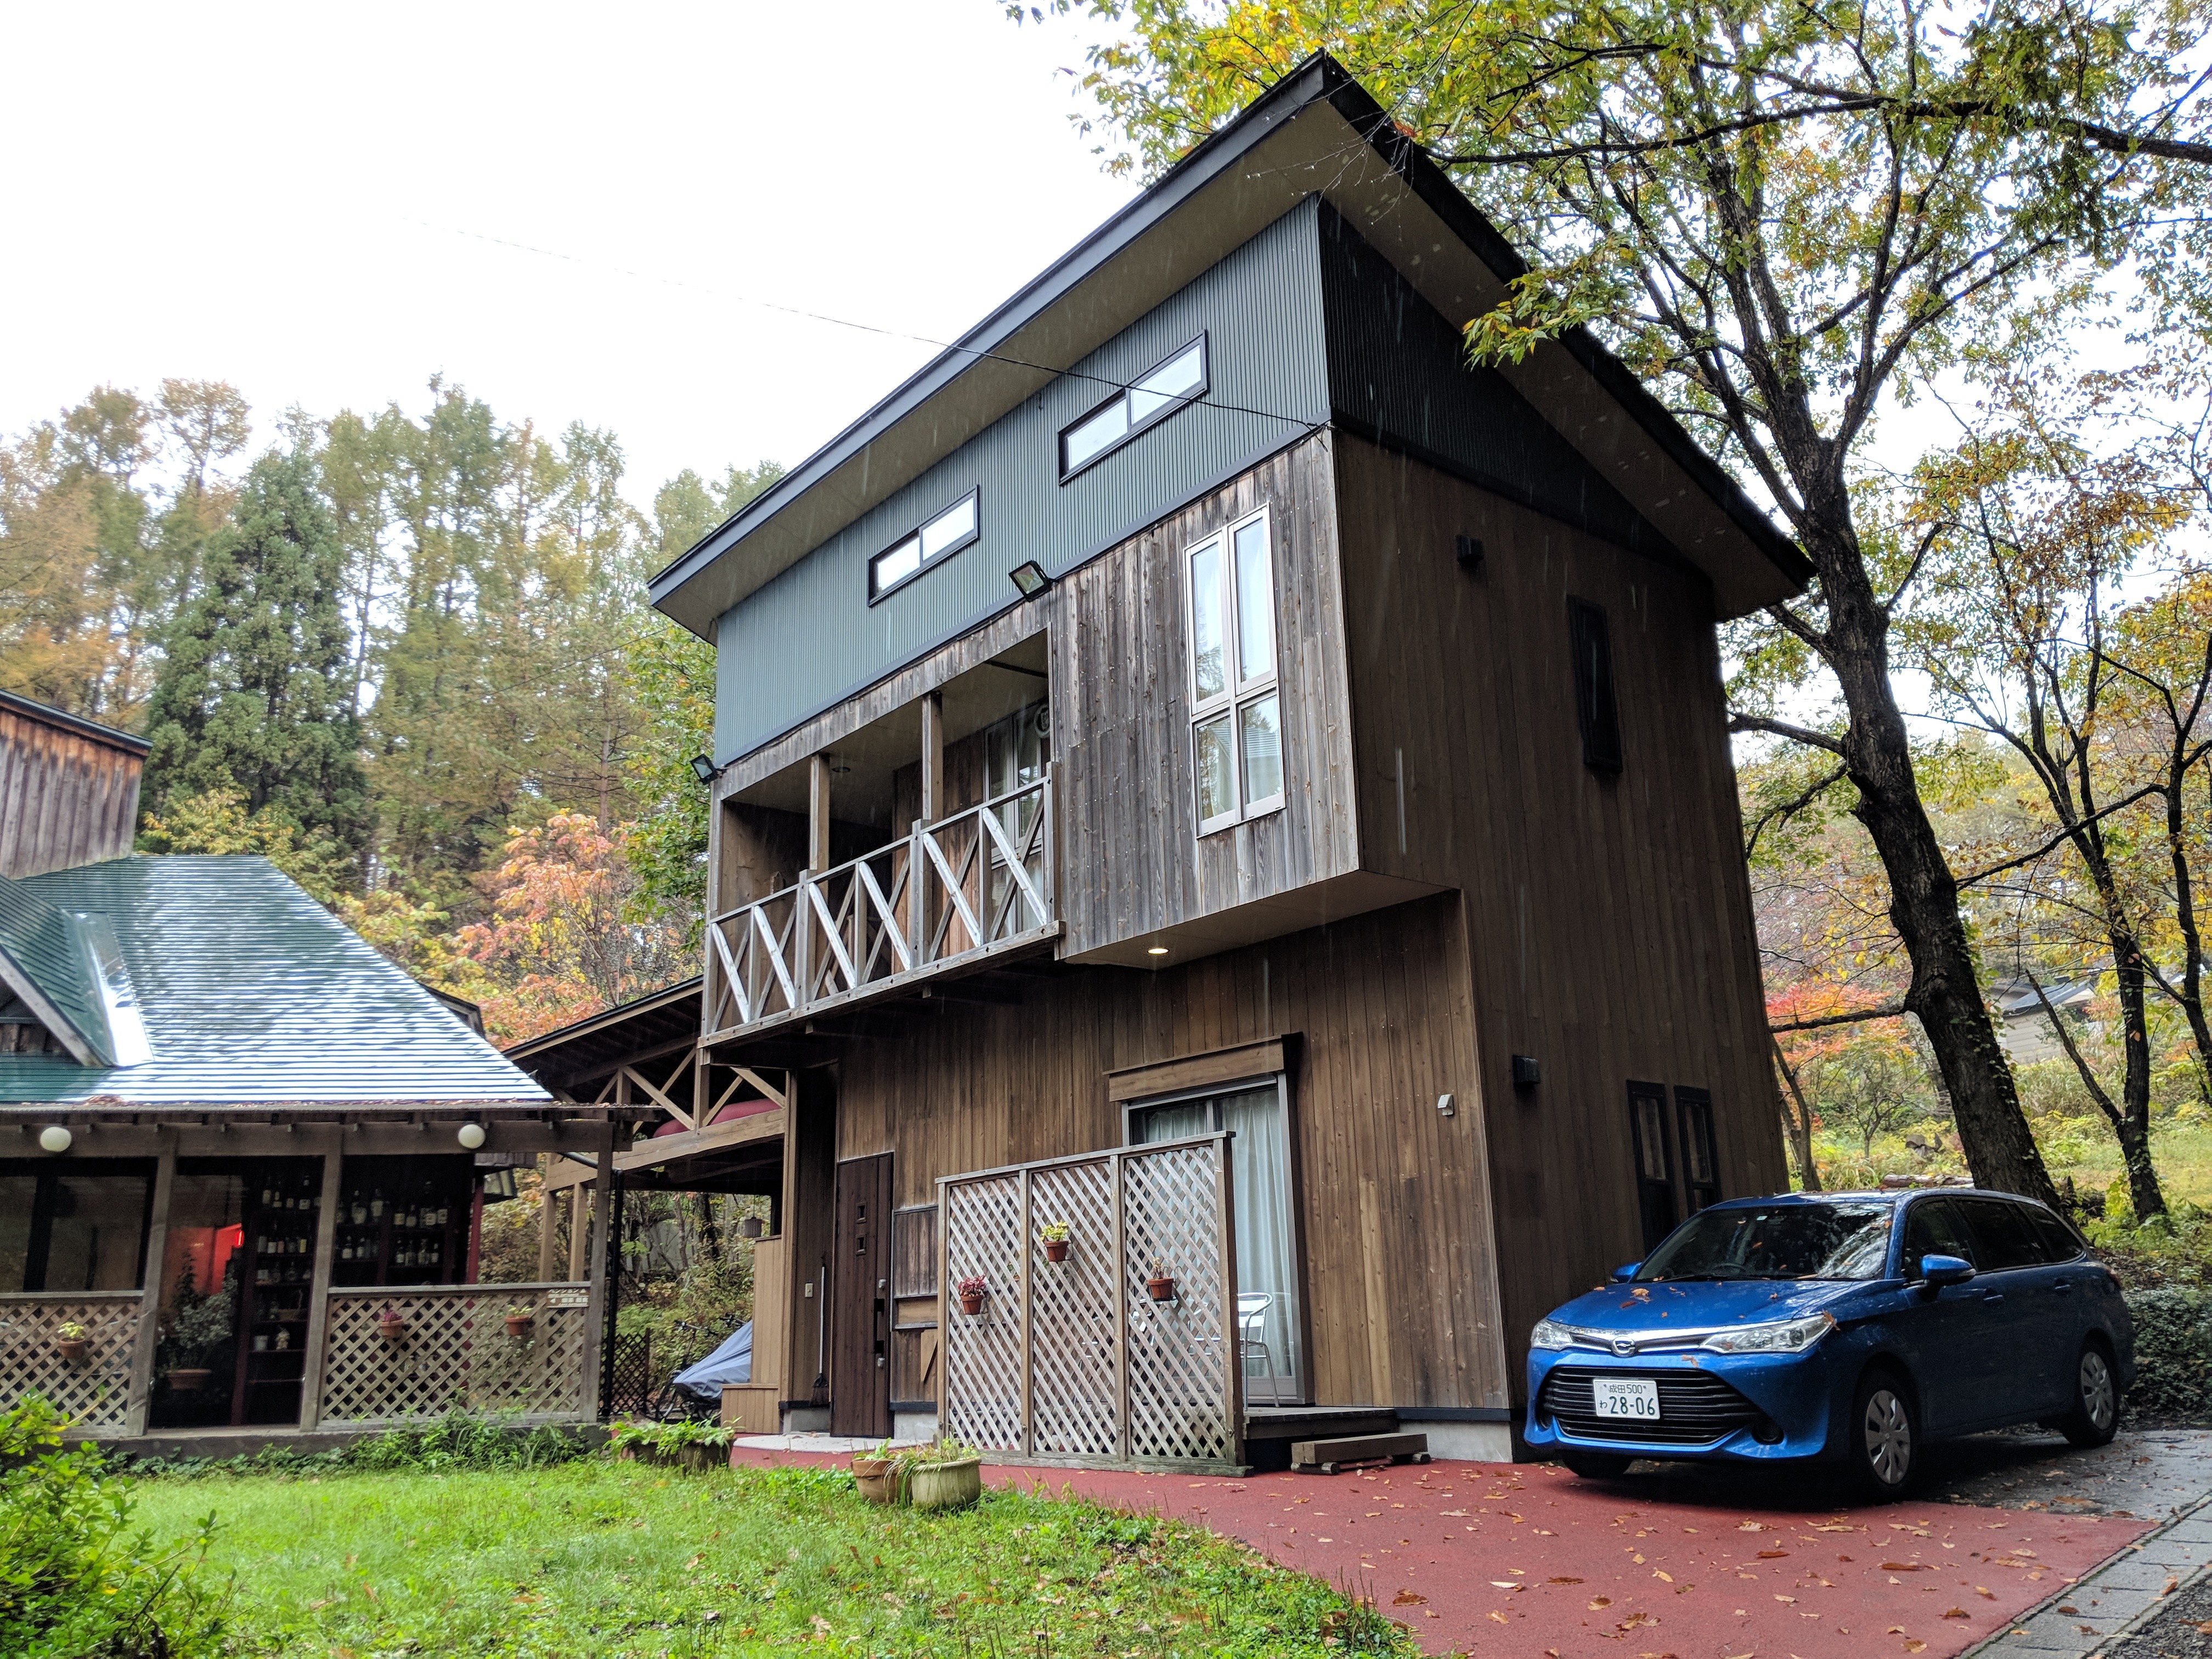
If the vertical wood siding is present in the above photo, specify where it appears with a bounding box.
[0,703,144,880]
[828,891,1510,1413]
[1331,433,1785,1388]
[1053,433,1358,957]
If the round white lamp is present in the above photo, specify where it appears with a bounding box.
[38,1125,72,1154]
[456,1122,486,1150]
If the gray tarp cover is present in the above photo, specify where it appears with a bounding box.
[672,1322,751,1398]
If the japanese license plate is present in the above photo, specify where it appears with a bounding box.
[1592,1378,1661,1420]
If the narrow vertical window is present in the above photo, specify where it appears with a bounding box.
[1675,1087,1719,1214]
[1187,506,1282,833]
[1627,1082,1677,1253]
[1567,597,1623,773]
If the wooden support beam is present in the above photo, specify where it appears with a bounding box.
[577,1126,616,1416]
[568,1183,589,1281]
[297,1143,345,1428]
[122,1128,176,1436]
[733,1066,786,1110]
[919,691,944,823]
[806,754,832,874]
[538,1156,560,1280]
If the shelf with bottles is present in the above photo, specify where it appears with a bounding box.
[331,1158,473,1289]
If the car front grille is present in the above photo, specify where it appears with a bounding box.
[1538,1366,1765,1447]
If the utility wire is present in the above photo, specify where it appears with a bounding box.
[414,218,1322,434]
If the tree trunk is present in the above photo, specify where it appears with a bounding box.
[1771,1036,1822,1190]
[1809,515,2061,1206]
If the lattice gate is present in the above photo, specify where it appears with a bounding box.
[939,1134,1239,1471]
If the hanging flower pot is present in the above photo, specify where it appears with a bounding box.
[504,1307,535,1339]
[377,1310,408,1342]
[1043,1239,1070,1263]
[55,1322,89,1364]
[955,1274,988,1317]
[1145,1260,1176,1302]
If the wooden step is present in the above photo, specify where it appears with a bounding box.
[1289,1430,1431,1474]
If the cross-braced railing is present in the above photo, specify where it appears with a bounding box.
[705,769,1055,1039]
[938,1133,1243,1473]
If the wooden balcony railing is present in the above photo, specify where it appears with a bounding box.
[704,769,1057,1041]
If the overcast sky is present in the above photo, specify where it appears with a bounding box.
[1,1,1137,506]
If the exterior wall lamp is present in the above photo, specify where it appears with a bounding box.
[457,1122,487,1150]
[38,1124,72,1153]
[689,753,719,786]
[1008,560,1050,598]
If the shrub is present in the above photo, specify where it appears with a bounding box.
[2123,1289,2212,1421]
[126,1413,594,1480]
[607,1417,734,1471]
[0,1395,228,1657]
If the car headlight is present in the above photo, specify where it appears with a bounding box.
[1699,1311,1835,1354]
[1530,1318,1577,1350]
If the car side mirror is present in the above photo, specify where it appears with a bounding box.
[1918,1253,1974,1289]
[1611,1262,1641,1283]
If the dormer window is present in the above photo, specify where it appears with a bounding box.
[869,490,980,602]
[1188,506,1282,834]
[1059,335,1209,481]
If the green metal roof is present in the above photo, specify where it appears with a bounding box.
[0,856,548,1108]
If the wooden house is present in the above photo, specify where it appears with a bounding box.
[0,691,620,1451]
[647,55,1807,1470]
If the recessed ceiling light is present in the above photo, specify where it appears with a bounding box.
[1146,946,1169,956]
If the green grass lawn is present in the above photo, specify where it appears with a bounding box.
[128,1458,1413,1658]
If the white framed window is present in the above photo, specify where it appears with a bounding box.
[1058,335,1209,481]
[1187,505,1282,834]
[868,489,979,602]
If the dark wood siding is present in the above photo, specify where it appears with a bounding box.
[826,893,1510,1414]
[1330,433,1784,1389]
[0,698,144,879]
[1053,433,1360,959]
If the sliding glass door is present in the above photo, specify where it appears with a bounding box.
[1127,1079,1303,1405]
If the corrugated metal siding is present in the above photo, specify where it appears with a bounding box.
[715,199,1332,760]
[0,856,548,1105]
[1316,202,1664,558]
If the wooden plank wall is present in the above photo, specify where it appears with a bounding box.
[829,893,1510,1414]
[1051,433,1359,958]
[1330,433,1786,1386]
[0,703,143,879]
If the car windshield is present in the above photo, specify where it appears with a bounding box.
[1637,1202,1894,1282]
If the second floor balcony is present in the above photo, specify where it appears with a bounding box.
[703,770,1057,1045]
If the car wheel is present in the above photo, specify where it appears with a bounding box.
[2058,1342,2121,1448]
[1847,1369,1918,1501]
[1560,1451,1632,1479]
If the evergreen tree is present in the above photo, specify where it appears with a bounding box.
[142,445,370,865]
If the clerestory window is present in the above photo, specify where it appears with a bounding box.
[1059,336,1209,481]
[1187,506,1283,835]
[868,490,979,602]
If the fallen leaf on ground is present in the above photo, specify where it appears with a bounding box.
[1392,1590,1426,1606]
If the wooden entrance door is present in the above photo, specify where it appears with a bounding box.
[830,1153,893,1438]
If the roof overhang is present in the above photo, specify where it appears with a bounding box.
[649,53,1808,637]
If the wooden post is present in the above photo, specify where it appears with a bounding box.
[935,1174,950,1435]
[919,692,944,823]
[538,1155,560,1282]
[568,1183,589,1282]
[122,1129,177,1437]
[1212,1132,1243,1467]
[297,1140,345,1429]
[807,754,832,872]
[577,1127,616,1418]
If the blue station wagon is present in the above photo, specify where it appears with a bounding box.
[1523,1189,2135,1499]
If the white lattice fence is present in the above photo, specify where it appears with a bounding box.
[318,1286,591,1426]
[0,1293,140,1431]
[939,1134,1238,1471]
[942,1174,1022,1452]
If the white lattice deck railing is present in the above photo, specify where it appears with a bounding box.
[705,772,1055,1041]
[317,1283,592,1427]
[939,1134,1242,1472]
[0,1291,142,1432]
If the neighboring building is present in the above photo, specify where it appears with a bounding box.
[0,695,618,1449]
[646,56,1805,1465]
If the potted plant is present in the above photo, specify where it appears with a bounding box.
[55,1322,89,1364]
[377,1305,408,1342]
[156,1269,233,1393]
[906,1433,984,1511]
[1040,1221,1070,1263]
[956,1273,988,1316]
[504,1305,535,1339]
[851,1438,902,1505]
[1146,1259,1176,1302]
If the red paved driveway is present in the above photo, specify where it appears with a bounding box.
[732,1448,2147,1656]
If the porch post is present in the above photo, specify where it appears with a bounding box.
[297,1137,344,1429]
[568,1184,589,1280]
[577,1126,616,1418]
[919,692,944,822]
[121,1128,177,1437]
[537,1156,559,1282]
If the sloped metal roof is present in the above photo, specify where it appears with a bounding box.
[0,855,548,1107]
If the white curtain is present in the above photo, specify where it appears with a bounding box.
[1220,1087,1299,1402]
